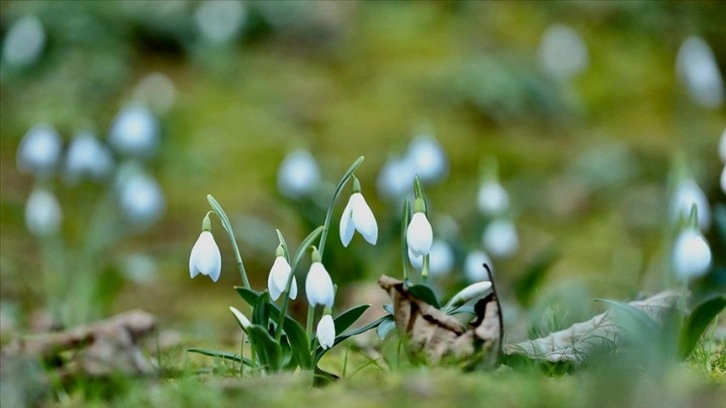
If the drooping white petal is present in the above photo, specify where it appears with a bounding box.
[407,135,448,183]
[25,189,62,236]
[64,131,114,183]
[116,168,165,227]
[669,179,711,230]
[17,124,62,176]
[2,15,45,68]
[268,256,296,300]
[350,193,378,245]
[477,181,510,216]
[277,149,321,199]
[428,240,454,277]
[189,231,222,282]
[229,306,251,330]
[464,250,494,282]
[339,198,355,247]
[408,247,423,269]
[672,229,712,281]
[305,262,334,308]
[482,219,518,258]
[406,212,433,257]
[676,36,724,109]
[316,314,336,350]
[194,0,247,44]
[109,104,159,158]
[538,24,589,80]
[377,155,415,200]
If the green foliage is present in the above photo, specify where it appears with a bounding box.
[680,295,726,358]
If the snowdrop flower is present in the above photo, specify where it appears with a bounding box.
[477,180,510,216]
[268,246,297,301]
[2,15,45,68]
[316,313,335,350]
[277,149,321,199]
[109,104,159,158]
[408,247,423,269]
[189,216,222,282]
[133,72,177,115]
[669,179,710,230]
[482,219,518,258]
[407,208,433,257]
[676,36,724,109]
[17,124,62,177]
[377,155,415,200]
[406,135,448,183]
[194,0,247,44]
[25,189,62,237]
[229,306,251,330]
[464,250,493,282]
[117,167,165,226]
[672,228,711,282]
[305,248,334,308]
[448,281,493,308]
[538,24,589,81]
[63,131,114,183]
[340,177,378,247]
[428,240,454,277]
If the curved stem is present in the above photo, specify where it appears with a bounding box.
[207,195,250,289]
[317,156,364,259]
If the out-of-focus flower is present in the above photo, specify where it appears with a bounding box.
[719,128,726,163]
[116,166,165,226]
[133,72,177,115]
[721,166,726,195]
[406,135,448,183]
[120,252,158,284]
[316,314,335,350]
[672,228,711,282]
[25,189,62,237]
[229,306,251,330]
[268,255,297,301]
[2,15,45,68]
[482,219,518,258]
[464,250,493,282]
[194,0,247,44]
[377,155,415,200]
[305,251,334,308]
[669,179,711,230]
[340,180,378,247]
[477,180,510,216]
[189,231,222,282]
[63,131,114,183]
[109,104,160,158]
[676,36,724,109]
[277,149,321,199]
[538,23,589,80]
[17,124,62,177]
[407,212,433,257]
[428,240,454,277]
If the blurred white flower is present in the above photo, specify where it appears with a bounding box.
[676,36,724,109]
[64,131,114,183]
[305,261,334,308]
[340,192,378,247]
[117,168,165,226]
[538,23,589,80]
[109,104,159,158]
[464,250,493,282]
[406,135,448,183]
[408,247,423,269]
[267,255,297,301]
[189,231,222,282]
[2,15,45,68]
[25,189,62,237]
[277,149,321,199]
[428,240,454,277]
[477,180,510,216]
[672,229,711,282]
[229,306,251,330]
[377,155,415,200]
[194,0,247,44]
[482,219,518,258]
[669,179,710,230]
[721,166,726,195]
[720,128,726,163]
[133,72,177,114]
[407,212,433,257]
[316,314,335,350]
[17,124,62,176]
[120,252,158,284]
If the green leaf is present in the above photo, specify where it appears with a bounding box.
[247,325,282,371]
[314,315,389,363]
[186,348,256,367]
[333,304,370,335]
[680,294,726,358]
[595,298,660,334]
[252,292,272,330]
[207,194,234,237]
[235,287,261,307]
[447,305,477,316]
[291,226,324,271]
[376,316,396,340]
[407,284,440,309]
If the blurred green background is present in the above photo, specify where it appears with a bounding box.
[1,0,724,344]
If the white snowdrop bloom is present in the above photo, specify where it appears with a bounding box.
[267,256,297,301]
[377,156,415,200]
[117,170,165,226]
[672,229,712,282]
[120,252,158,284]
[277,149,321,199]
[669,179,711,230]
[316,314,335,350]
[449,281,493,307]
[133,72,177,114]
[720,128,726,163]
[477,180,510,216]
[17,124,62,176]
[340,192,378,247]
[25,189,62,237]
[538,23,589,80]
[194,0,246,44]
[229,306,251,330]
[482,219,519,258]
[407,212,433,257]
[2,15,45,68]
[305,261,334,308]
[676,36,724,109]
[189,231,222,282]
[64,131,114,183]
[407,135,448,183]
[108,104,159,158]
[464,250,493,282]
[408,247,423,269]
[428,240,454,277]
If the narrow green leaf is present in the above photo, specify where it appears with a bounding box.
[235,286,261,307]
[595,298,660,333]
[292,226,324,271]
[252,292,272,329]
[376,316,396,340]
[680,295,726,358]
[186,348,256,367]
[247,325,282,371]
[333,304,370,335]
[314,315,389,363]
[407,284,440,309]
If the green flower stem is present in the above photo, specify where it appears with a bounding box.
[207,195,251,289]
[306,305,315,341]
[317,156,365,259]
[239,334,245,377]
[421,254,430,283]
[401,199,411,282]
